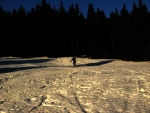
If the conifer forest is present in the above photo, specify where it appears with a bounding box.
[0,0,150,61]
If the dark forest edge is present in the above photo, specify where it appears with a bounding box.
[0,0,150,61]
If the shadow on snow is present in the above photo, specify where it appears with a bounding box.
[0,66,47,74]
[0,58,52,74]
[78,59,114,67]
[0,58,114,73]
[0,58,52,66]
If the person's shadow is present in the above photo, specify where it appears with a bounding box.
[78,59,114,67]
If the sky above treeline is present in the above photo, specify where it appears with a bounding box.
[0,0,150,17]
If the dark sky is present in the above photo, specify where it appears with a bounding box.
[0,0,150,17]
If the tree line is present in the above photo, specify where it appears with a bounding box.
[0,0,150,60]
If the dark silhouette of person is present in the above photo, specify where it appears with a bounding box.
[71,56,76,67]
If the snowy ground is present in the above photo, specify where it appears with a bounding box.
[0,57,150,113]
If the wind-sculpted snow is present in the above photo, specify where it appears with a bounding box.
[0,57,150,113]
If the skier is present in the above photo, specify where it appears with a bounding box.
[71,56,76,67]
